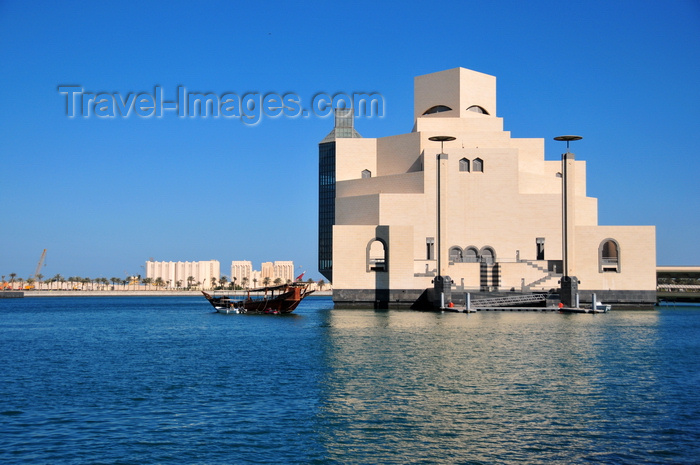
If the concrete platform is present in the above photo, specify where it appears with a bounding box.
[443,306,561,312]
[442,306,611,313]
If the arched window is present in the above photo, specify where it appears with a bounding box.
[449,246,463,263]
[473,158,484,172]
[466,105,489,115]
[362,169,371,178]
[464,247,479,263]
[480,246,496,265]
[459,158,470,172]
[367,238,388,272]
[599,239,620,273]
[423,105,452,115]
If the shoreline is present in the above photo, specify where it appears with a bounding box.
[8,290,333,298]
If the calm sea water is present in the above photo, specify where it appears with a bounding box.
[1,296,698,464]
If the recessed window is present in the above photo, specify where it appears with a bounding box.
[464,247,479,263]
[459,158,470,172]
[473,158,483,172]
[466,105,489,115]
[367,239,387,272]
[423,105,452,115]
[449,246,463,263]
[480,246,496,265]
[599,239,620,273]
[426,237,435,260]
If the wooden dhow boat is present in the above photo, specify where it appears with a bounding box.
[202,282,314,314]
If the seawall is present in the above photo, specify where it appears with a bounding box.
[0,291,24,298]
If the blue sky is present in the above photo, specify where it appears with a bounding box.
[1,0,699,281]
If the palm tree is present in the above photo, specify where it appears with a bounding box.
[9,273,16,288]
[232,276,237,290]
[176,280,183,290]
[35,273,44,290]
[110,277,120,290]
[274,277,282,286]
[142,277,152,290]
[241,276,248,289]
[210,276,218,290]
[187,276,195,289]
[50,274,62,290]
[154,277,164,289]
[219,276,228,290]
[262,277,270,287]
[318,279,326,290]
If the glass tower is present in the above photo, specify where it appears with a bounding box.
[318,109,362,282]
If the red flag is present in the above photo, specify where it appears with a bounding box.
[295,272,305,281]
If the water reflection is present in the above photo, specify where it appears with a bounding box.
[317,309,699,464]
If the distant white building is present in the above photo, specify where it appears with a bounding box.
[232,260,295,288]
[230,261,253,288]
[145,260,220,290]
[262,261,294,283]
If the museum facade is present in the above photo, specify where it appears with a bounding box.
[319,67,656,307]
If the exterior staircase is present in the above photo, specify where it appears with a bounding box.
[522,260,562,291]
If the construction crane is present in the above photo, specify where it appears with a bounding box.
[31,249,47,279]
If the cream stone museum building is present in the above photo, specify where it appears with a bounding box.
[318,67,656,308]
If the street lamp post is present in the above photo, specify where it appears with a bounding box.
[554,135,582,308]
[429,135,455,309]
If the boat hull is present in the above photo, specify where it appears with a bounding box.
[559,307,609,314]
[202,284,314,315]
